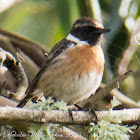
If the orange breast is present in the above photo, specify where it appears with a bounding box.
[64,44,104,79]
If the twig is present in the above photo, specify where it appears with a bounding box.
[78,70,135,108]
[100,83,140,108]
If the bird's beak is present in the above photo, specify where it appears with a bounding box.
[97,28,111,34]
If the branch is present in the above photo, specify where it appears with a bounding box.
[0,28,47,67]
[0,48,28,101]
[93,70,135,103]
[106,84,140,108]
[0,96,17,107]
[0,107,139,125]
[78,70,136,108]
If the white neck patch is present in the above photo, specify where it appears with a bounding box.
[66,34,88,46]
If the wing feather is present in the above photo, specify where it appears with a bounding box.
[17,38,76,107]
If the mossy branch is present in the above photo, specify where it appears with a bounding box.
[0,106,139,125]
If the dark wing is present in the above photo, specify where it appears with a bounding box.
[17,38,76,107]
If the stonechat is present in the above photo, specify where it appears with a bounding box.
[17,17,110,107]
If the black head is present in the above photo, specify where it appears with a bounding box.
[70,17,110,45]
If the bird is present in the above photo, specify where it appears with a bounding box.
[17,17,110,107]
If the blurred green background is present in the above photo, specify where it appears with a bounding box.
[0,0,140,102]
